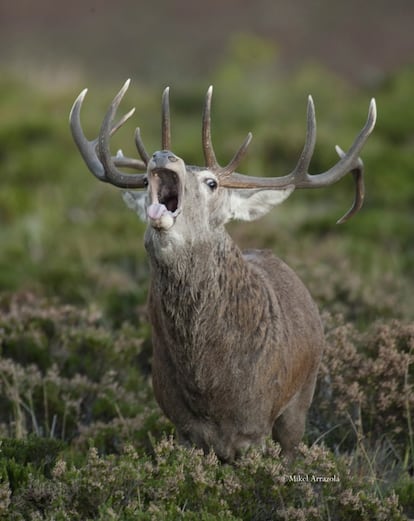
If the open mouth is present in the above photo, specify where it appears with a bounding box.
[147,168,182,229]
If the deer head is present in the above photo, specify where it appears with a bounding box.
[70,80,376,246]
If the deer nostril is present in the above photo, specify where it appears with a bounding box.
[152,150,179,164]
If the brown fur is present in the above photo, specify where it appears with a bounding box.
[146,226,323,461]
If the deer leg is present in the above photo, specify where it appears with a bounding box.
[272,370,319,460]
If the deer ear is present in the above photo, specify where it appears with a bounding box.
[122,191,148,222]
[226,187,295,222]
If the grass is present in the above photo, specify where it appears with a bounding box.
[0,40,413,519]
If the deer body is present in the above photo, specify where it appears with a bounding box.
[146,229,323,461]
[70,80,376,460]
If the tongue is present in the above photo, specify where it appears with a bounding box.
[147,203,169,220]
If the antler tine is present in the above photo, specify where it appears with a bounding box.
[110,107,148,170]
[219,132,253,177]
[113,152,147,170]
[334,146,365,224]
[98,79,148,188]
[69,88,107,181]
[162,87,171,150]
[202,85,253,176]
[202,86,219,169]
[109,107,135,137]
[135,127,150,165]
[291,95,317,183]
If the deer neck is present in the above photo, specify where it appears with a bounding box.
[145,227,249,313]
[145,227,272,389]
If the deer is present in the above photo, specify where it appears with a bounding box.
[69,80,376,461]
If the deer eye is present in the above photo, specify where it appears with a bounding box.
[205,178,218,191]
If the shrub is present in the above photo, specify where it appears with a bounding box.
[313,314,414,462]
[0,293,162,450]
[3,439,406,521]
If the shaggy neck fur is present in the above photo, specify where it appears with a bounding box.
[145,226,272,378]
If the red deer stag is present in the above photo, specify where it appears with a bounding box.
[70,80,376,461]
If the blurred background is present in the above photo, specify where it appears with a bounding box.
[1,0,413,315]
[1,0,414,87]
[1,0,413,310]
[1,3,414,516]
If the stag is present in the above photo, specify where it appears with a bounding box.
[70,80,376,461]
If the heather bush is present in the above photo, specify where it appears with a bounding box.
[0,292,411,518]
[0,293,163,450]
[1,439,405,520]
[313,314,414,459]
[1,296,411,519]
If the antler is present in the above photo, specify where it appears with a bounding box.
[71,80,376,223]
[69,79,148,188]
[202,86,253,176]
[206,92,377,223]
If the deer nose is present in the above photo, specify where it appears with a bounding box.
[152,150,179,166]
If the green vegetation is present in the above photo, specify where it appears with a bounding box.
[0,38,413,519]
